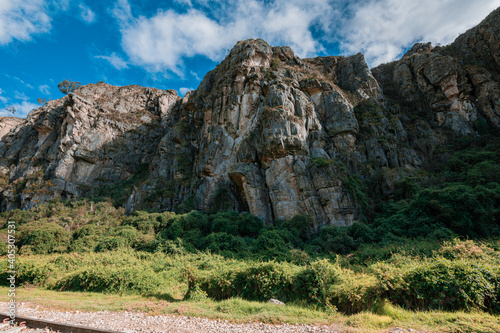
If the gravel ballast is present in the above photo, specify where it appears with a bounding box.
[0,302,423,333]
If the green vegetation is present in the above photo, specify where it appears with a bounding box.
[0,240,499,331]
[1,197,500,314]
[271,57,281,69]
[310,156,335,167]
[84,162,150,206]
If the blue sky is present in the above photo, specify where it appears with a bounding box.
[1,0,499,117]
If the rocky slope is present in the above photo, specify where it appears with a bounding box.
[1,7,499,228]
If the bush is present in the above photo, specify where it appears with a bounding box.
[0,257,54,286]
[328,271,383,314]
[188,258,383,313]
[161,211,210,241]
[375,241,500,312]
[252,230,292,259]
[54,266,163,294]
[19,222,71,254]
[315,226,358,254]
[282,214,315,241]
[93,226,143,252]
[123,211,162,234]
[193,261,300,302]
[70,235,100,253]
[211,211,264,237]
[204,232,248,254]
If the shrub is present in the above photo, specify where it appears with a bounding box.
[310,157,334,168]
[156,238,187,255]
[193,261,300,302]
[19,222,71,254]
[374,242,500,312]
[161,211,210,241]
[316,226,358,254]
[93,226,143,252]
[271,57,281,69]
[211,211,264,237]
[204,232,248,254]
[328,271,383,314]
[54,266,163,294]
[252,229,292,259]
[282,214,315,241]
[70,235,100,253]
[122,211,162,234]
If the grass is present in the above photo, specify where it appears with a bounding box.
[2,287,499,332]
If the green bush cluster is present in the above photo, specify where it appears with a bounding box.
[188,258,382,313]
[18,222,71,254]
[365,137,500,242]
[0,250,175,294]
[375,240,500,313]
[55,266,162,294]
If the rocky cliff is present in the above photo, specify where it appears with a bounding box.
[1,8,499,228]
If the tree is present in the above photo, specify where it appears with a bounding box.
[37,98,47,105]
[58,80,82,95]
[5,105,16,115]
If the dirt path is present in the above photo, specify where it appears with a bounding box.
[1,302,343,333]
[0,302,424,333]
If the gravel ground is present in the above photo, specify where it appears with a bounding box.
[0,302,423,333]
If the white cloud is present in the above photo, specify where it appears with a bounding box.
[0,0,98,44]
[112,0,332,73]
[179,87,194,96]
[14,92,29,101]
[338,0,500,66]
[95,52,129,70]
[39,84,51,95]
[79,3,96,24]
[111,0,500,73]
[190,70,201,81]
[0,88,8,104]
[0,0,52,44]
[0,101,38,117]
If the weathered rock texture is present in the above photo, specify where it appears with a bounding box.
[1,7,499,228]
[0,84,179,211]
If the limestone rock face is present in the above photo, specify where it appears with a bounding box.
[373,7,500,137]
[136,39,425,227]
[1,7,500,228]
[0,117,24,140]
[0,83,180,211]
[142,39,377,227]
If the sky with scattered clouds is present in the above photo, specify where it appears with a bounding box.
[1,0,499,117]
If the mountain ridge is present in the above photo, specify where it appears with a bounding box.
[1,7,499,228]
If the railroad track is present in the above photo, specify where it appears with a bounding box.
[0,313,123,333]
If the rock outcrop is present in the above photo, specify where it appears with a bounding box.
[1,7,499,228]
[0,84,179,211]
